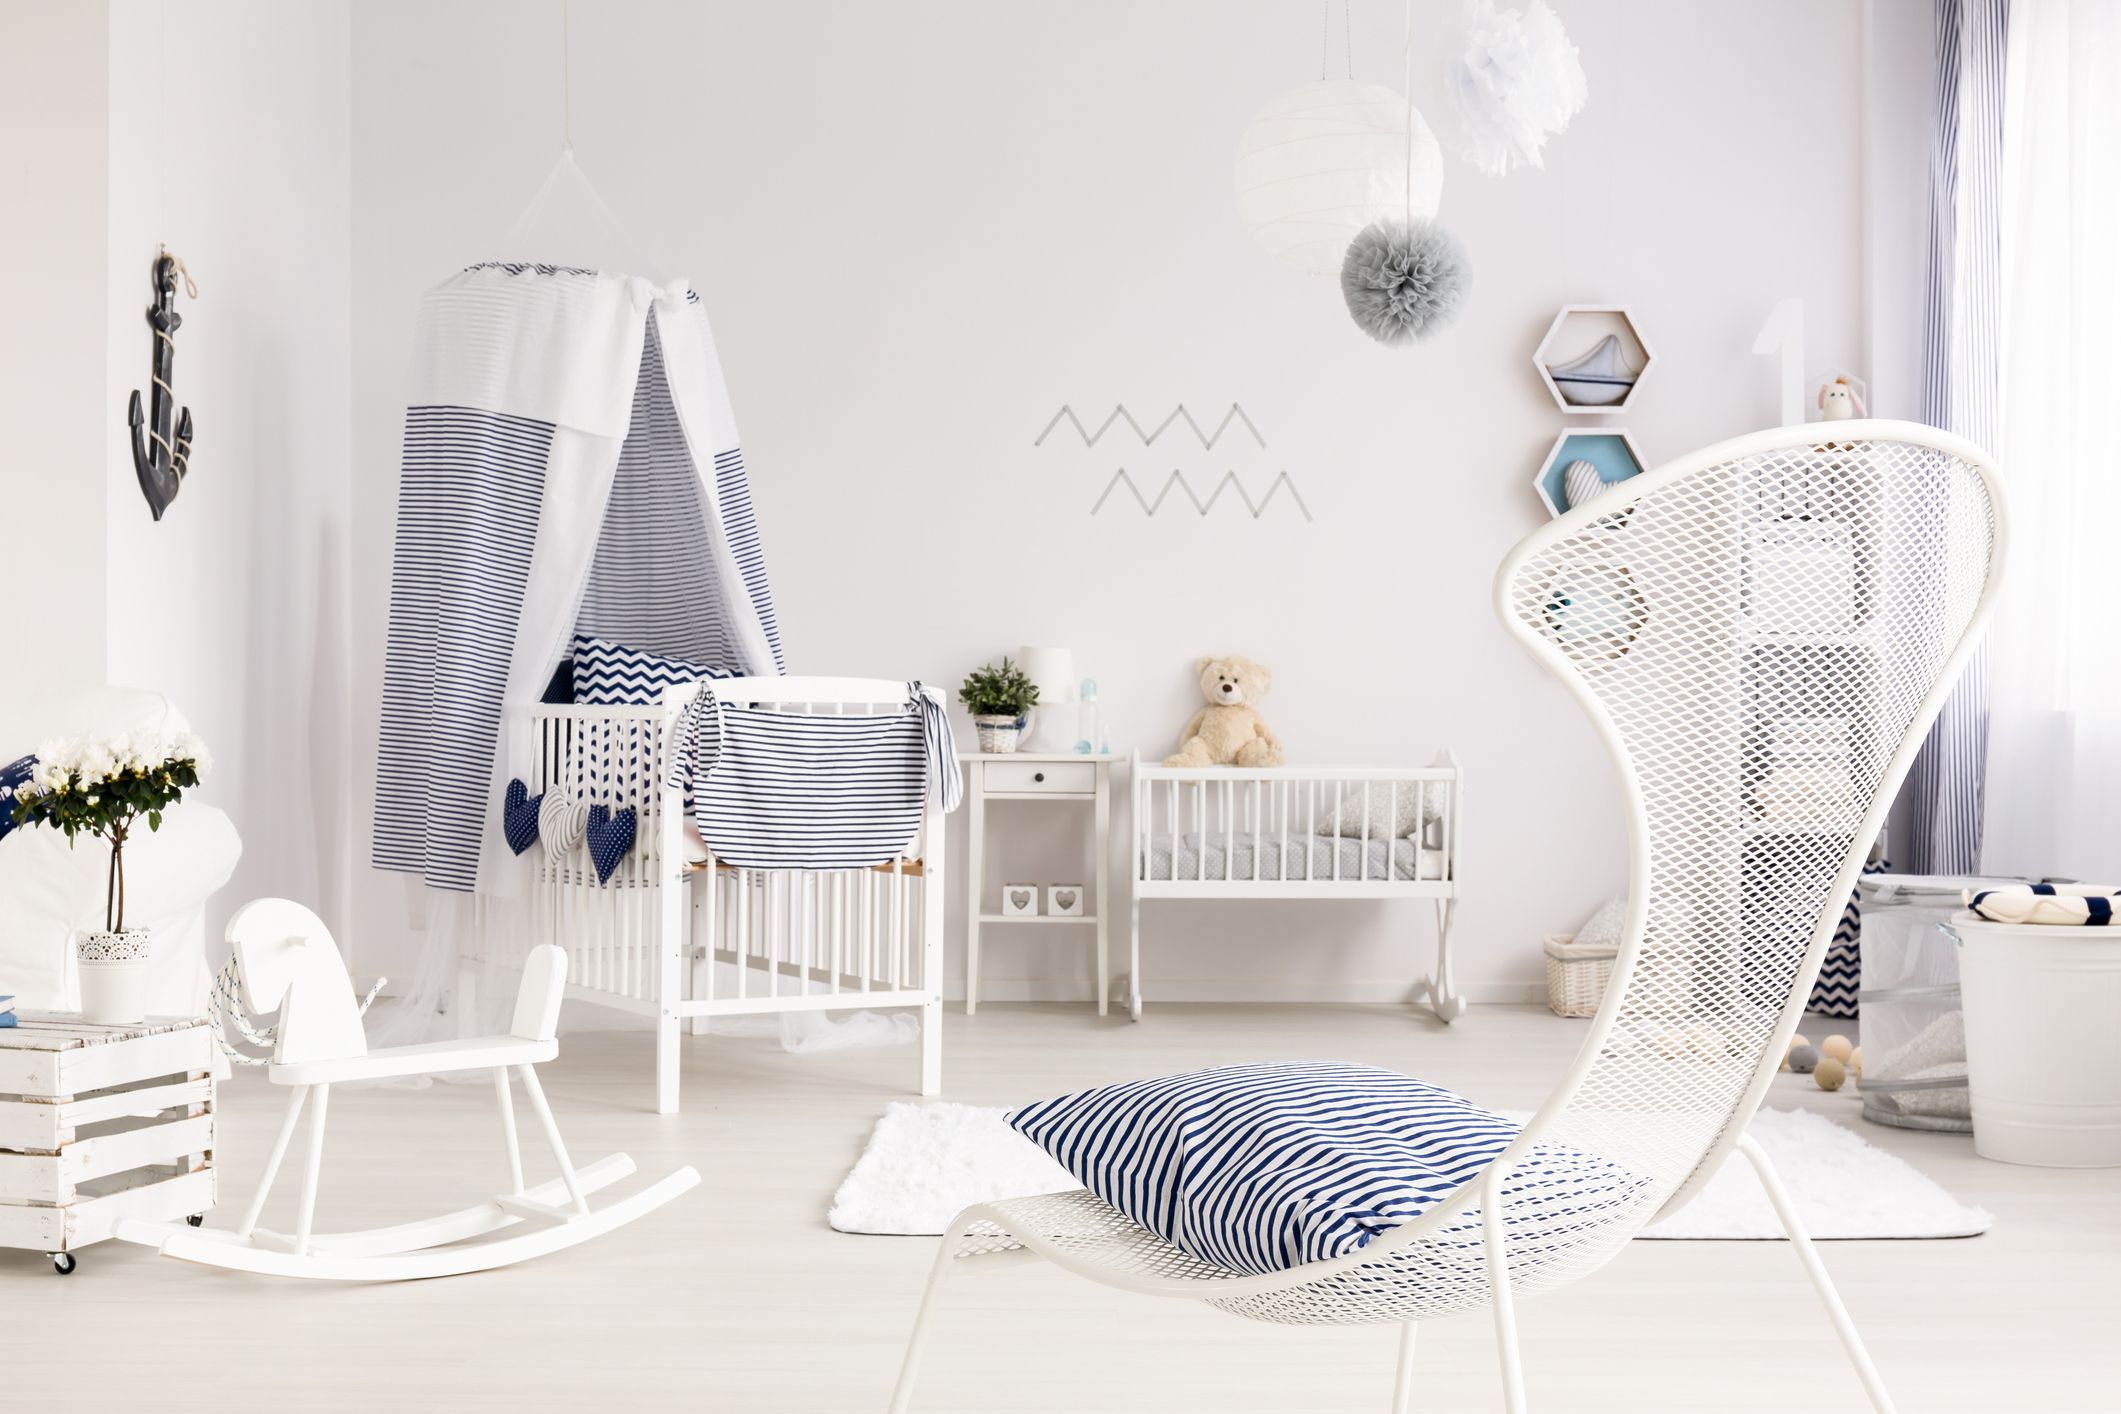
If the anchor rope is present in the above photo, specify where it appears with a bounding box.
[210,953,385,1067]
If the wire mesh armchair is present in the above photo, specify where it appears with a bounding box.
[887,422,2006,1414]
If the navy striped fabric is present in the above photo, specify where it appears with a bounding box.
[572,634,735,707]
[1903,0,2007,876]
[374,407,554,890]
[576,309,727,666]
[712,444,783,674]
[1009,1063,1649,1276]
[666,685,961,870]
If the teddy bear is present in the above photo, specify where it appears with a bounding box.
[1164,655,1285,767]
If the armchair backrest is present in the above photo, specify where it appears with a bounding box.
[1495,422,2005,1223]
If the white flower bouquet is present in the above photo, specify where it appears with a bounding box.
[8,729,212,934]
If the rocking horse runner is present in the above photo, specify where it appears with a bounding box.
[115,899,698,1280]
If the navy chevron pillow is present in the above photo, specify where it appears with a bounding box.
[572,634,737,706]
[1009,1063,1644,1276]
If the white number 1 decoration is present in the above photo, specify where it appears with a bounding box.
[1752,298,1806,428]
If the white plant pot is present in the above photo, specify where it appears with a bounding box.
[973,715,1025,754]
[77,930,153,1025]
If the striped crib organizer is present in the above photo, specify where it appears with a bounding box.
[459,679,943,1114]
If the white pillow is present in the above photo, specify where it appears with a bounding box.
[1573,895,1629,949]
[1311,781,1443,840]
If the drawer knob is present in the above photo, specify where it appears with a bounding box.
[1034,772,1045,782]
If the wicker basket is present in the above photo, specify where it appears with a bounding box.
[973,715,1025,754]
[1544,933,1618,1018]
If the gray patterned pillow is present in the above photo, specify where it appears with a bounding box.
[1312,781,1443,840]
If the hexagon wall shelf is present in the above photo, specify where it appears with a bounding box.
[1534,305,1655,414]
[1534,428,1650,519]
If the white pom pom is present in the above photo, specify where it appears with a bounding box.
[1447,0,1589,176]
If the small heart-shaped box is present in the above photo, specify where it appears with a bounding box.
[1002,884,1039,917]
[1046,884,1084,917]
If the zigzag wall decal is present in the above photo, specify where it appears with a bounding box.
[1090,468,1313,521]
[1035,403,1267,450]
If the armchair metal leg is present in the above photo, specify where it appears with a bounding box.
[1481,1166,1528,1414]
[1736,1133,1898,1414]
[1391,1320,1419,1414]
[887,1236,962,1414]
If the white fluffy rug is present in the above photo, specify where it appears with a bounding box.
[828,1102,1991,1241]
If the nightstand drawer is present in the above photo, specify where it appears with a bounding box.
[984,761,1094,794]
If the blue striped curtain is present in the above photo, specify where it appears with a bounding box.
[1900,0,2009,876]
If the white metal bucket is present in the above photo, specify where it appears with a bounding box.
[1949,912,2121,1168]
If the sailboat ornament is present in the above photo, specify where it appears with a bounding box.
[1545,333,1639,407]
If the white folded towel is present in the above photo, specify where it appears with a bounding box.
[1963,883,2119,926]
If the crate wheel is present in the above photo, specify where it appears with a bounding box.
[187,1214,205,1227]
[50,1252,76,1275]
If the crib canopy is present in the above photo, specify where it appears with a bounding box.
[375,261,785,894]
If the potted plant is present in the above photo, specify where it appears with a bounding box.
[959,658,1040,754]
[10,729,210,1023]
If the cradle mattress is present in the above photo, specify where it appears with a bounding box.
[1147,833,1445,883]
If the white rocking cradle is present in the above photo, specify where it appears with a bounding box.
[458,675,946,1115]
[115,899,699,1279]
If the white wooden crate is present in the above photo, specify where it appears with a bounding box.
[0,1014,216,1262]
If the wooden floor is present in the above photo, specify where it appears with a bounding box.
[7,1003,2113,1412]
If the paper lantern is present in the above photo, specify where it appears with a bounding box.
[1234,80,1444,277]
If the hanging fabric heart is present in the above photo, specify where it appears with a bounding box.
[502,779,544,856]
[539,791,589,862]
[586,803,637,885]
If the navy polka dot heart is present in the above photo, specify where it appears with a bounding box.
[503,778,544,856]
[586,803,637,884]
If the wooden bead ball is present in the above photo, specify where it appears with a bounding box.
[1821,1034,1853,1063]
[1814,1057,1847,1091]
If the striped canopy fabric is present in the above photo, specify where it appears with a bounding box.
[374,263,784,894]
[1008,1063,1650,1276]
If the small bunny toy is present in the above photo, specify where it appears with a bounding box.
[1819,377,1868,421]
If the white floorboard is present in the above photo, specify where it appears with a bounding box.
[4,1003,2111,1412]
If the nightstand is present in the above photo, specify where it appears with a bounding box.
[961,752,1114,1015]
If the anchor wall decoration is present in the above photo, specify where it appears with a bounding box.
[127,249,196,520]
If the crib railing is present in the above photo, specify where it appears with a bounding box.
[493,682,943,1113]
[1133,753,1462,896]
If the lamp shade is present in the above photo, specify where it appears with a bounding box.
[1234,80,1443,277]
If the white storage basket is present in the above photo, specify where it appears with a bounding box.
[1543,933,1616,1018]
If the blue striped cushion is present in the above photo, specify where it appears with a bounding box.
[572,634,735,706]
[1009,1063,1632,1275]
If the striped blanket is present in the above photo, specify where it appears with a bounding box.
[1964,883,2119,925]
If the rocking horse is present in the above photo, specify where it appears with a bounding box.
[115,898,698,1279]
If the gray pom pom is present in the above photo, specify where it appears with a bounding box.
[1787,1044,1820,1073]
[1340,218,1472,346]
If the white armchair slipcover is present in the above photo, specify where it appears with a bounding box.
[0,685,242,1015]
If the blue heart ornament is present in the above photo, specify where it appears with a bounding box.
[503,778,544,855]
[586,803,637,884]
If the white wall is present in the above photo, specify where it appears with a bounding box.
[100,3,354,946]
[0,2,109,692]
[340,1,1880,998]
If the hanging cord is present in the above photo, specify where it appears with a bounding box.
[562,0,574,152]
[1321,0,1354,80]
[1403,0,1413,226]
[210,953,385,1067]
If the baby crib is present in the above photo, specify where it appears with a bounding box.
[466,677,943,1114]
[1130,752,1464,1023]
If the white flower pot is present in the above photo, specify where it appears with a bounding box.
[973,715,1026,754]
[77,930,153,1025]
